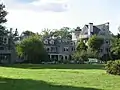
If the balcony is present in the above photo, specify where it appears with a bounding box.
[79,35,90,39]
[0,50,11,54]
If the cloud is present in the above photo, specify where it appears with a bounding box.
[2,0,69,12]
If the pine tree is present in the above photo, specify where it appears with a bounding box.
[0,3,8,36]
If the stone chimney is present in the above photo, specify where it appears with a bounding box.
[88,23,93,36]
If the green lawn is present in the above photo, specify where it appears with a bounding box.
[0,64,120,90]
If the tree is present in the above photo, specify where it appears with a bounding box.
[16,35,49,63]
[40,27,72,39]
[0,3,8,35]
[21,30,35,37]
[76,40,87,51]
[41,28,52,38]
[87,48,98,58]
[111,37,120,60]
[0,4,7,24]
[88,35,104,52]
[50,27,72,39]
[72,50,88,63]
[20,30,36,41]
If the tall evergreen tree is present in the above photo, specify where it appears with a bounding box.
[0,3,8,35]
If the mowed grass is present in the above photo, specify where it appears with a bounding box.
[0,64,120,90]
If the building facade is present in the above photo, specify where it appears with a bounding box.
[43,37,75,61]
[72,22,112,58]
[0,28,17,64]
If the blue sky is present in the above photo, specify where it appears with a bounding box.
[2,0,120,34]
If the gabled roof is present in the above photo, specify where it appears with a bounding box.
[81,23,109,35]
[81,25,89,35]
[91,26,101,35]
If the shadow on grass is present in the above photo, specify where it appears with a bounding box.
[1,64,105,70]
[0,77,102,90]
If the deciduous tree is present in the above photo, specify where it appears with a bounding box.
[88,35,104,52]
[16,35,48,63]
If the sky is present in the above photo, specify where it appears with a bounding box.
[2,0,120,34]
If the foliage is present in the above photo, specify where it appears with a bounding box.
[111,37,120,59]
[0,3,8,36]
[87,48,98,58]
[72,50,88,63]
[88,35,104,51]
[106,60,120,75]
[76,40,87,51]
[53,27,72,39]
[41,27,72,39]
[22,30,35,36]
[0,4,7,24]
[16,35,48,63]
[41,28,52,38]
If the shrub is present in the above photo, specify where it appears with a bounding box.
[105,60,120,75]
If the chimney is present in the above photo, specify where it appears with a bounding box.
[88,23,93,36]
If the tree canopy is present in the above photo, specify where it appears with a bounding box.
[0,3,8,35]
[111,37,120,59]
[76,40,87,51]
[41,27,72,39]
[88,35,104,51]
[16,35,48,63]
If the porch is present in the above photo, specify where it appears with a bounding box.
[0,54,11,64]
[48,54,71,61]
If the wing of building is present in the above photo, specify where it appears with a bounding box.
[43,36,75,62]
[0,28,17,64]
[72,22,112,58]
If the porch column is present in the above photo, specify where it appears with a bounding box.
[63,55,65,60]
[49,55,52,60]
[58,55,60,61]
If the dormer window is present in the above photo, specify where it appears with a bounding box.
[106,40,109,44]
[49,40,54,44]
[3,37,8,44]
[44,39,48,44]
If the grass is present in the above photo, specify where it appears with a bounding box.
[0,64,120,90]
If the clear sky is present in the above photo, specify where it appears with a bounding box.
[2,0,120,34]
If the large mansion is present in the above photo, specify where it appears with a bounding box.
[0,22,112,64]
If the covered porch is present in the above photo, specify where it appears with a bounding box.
[0,53,11,64]
[48,54,71,62]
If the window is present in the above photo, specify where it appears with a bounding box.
[72,47,75,51]
[71,42,75,45]
[0,47,4,50]
[100,49,103,52]
[72,47,73,51]
[66,48,68,51]
[0,37,3,45]
[51,47,56,52]
[44,39,48,44]
[84,32,88,35]
[65,56,68,60]
[64,48,66,51]
[106,40,109,44]
[46,48,50,52]
[64,47,69,52]
[3,37,8,44]
[50,40,54,44]
[51,47,53,51]
[59,40,61,43]
[106,48,109,52]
